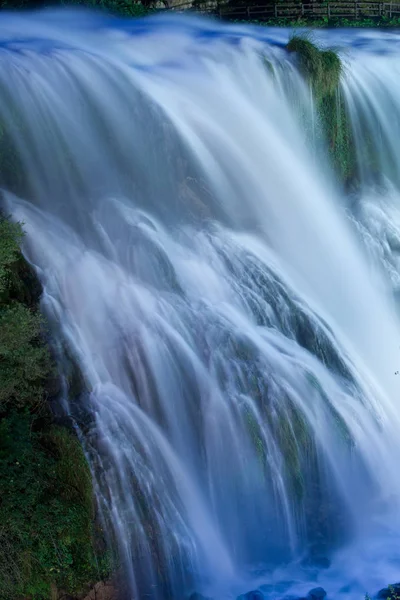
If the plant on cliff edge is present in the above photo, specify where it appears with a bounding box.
[0,216,110,599]
[286,35,355,185]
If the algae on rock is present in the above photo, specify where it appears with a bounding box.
[287,36,356,186]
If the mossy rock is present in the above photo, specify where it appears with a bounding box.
[287,36,341,99]
[286,36,356,185]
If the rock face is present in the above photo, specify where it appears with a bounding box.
[56,580,119,600]
[189,594,213,600]
[82,581,118,600]
[307,588,327,600]
[377,583,400,599]
[237,591,264,600]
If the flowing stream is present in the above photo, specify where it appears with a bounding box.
[2,12,400,599]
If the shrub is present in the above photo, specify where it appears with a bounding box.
[0,217,23,297]
[0,217,51,413]
[0,0,153,16]
[87,0,153,16]
[0,303,50,411]
[0,216,110,599]
[0,413,103,599]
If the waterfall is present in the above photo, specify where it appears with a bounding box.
[2,12,400,598]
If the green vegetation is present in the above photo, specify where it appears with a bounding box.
[0,217,49,413]
[0,303,50,411]
[0,217,23,295]
[0,0,154,16]
[286,35,355,184]
[286,36,341,98]
[366,584,400,600]
[0,216,110,600]
[229,15,400,28]
[62,0,153,17]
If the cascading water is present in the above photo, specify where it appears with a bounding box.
[2,13,400,598]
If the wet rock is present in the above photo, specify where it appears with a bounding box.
[301,555,331,570]
[377,583,400,599]
[259,582,292,596]
[82,581,118,600]
[313,557,331,569]
[237,591,264,600]
[338,584,352,594]
[307,588,327,600]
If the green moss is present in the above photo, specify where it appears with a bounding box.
[287,36,341,100]
[0,217,112,599]
[287,36,355,185]
[273,402,311,501]
[48,427,94,514]
[0,413,109,600]
[243,405,267,468]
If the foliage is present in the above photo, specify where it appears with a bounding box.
[59,0,154,16]
[286,35,355,184]
[0,413,106,599]
[230,16,400,28]
[287,35,341,99]
[377,585,400,600]
[0,217,23,296]
[0,217,111,599]
[0,303,50,411]
[0,0,154,16]
[97,0,151,16]
[0,217,51,413]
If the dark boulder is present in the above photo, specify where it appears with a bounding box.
[307,588,327,600]
[82,581,119,600]
[260,582,292,594]
[313,557,331,569]
[237,591,264,600]
[301,556,331,570]
[377,584,400,599]
[338,585,352,594]
[189,593,212,600]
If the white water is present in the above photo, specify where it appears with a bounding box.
[2,12,400,599]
